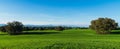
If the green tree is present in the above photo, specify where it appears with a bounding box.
[5,21,23,35]
[89,18,118,34]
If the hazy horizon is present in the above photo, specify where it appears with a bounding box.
[0,0,120,26]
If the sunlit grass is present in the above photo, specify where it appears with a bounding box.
[0,29,120,49]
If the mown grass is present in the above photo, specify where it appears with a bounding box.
[0,29,120,49]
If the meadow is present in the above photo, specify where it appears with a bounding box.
[0,29,120,49]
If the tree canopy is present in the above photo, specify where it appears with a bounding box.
[5,21,23,35]
[90,18,118,34]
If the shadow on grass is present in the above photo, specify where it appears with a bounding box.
[110,31,120,34]
[0,34,7,35]
[21,31,60,35]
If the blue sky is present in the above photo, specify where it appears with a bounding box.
[0,0,120,26]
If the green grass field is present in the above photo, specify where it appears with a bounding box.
[1,29,120,49]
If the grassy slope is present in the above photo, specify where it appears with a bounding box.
[0,29,120,49]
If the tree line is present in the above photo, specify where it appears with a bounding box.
[0,21,87,35]
[0,21,67,35]
[0,17,118,35]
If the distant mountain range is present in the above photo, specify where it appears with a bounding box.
[0,24,6,26]
[0,24,89,27]
[24,24,89,27]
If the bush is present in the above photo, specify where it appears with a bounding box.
[89,18,118,34]
[55,26,64,31]
[0,26,6,32]
[5,21,23,35]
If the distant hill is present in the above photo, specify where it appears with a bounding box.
[0,24,89,27]
[24,24,89,27]
[0,24,6,26]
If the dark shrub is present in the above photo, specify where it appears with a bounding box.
[0,26,6,32]
[55,26,64,31]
